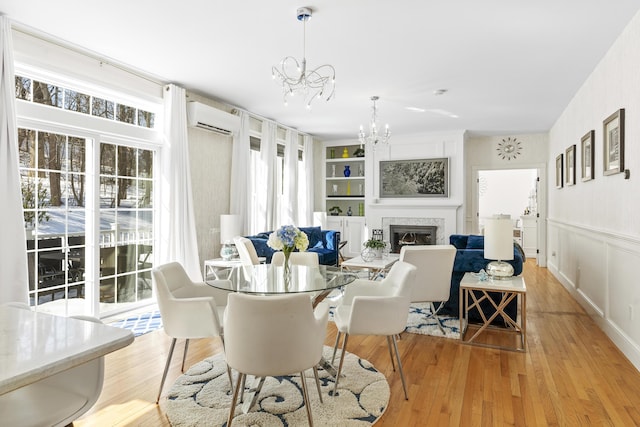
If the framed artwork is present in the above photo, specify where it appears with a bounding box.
[565,145,576,186]
[603,108,625,176]
[556,153,563,189]
[379,157,449,198]
[581,130,595,182]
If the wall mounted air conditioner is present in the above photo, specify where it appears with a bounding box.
[186,101,240,136]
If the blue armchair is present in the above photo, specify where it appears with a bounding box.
[244,226,341,266]
[441,234,524,324]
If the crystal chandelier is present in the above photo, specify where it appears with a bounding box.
[271,7,336,109]
[359,96,390,149]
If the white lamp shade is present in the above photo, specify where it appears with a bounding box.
[484,217,514,261]
[220,214,242,244]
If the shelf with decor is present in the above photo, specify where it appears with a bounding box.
[324,143,366,217]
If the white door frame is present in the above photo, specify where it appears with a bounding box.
[471,163,547,267]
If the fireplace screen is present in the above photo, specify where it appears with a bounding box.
[390,225,437,253]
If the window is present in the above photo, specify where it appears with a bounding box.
[16,72,159,317]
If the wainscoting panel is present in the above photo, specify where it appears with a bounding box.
[548,219,640,370]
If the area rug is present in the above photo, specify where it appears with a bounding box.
[165,346,389,426]
[109,310,162,337]
[405,303,460,339]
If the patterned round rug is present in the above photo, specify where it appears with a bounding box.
[165,346,389,426]
[405,303,460,339]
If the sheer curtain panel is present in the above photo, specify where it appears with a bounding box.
[230,111,250,234]
[283,129,299,225]
[160,84,202,281]
[0,16,29,304]
[303,135,315,226]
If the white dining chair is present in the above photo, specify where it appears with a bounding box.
[400,244,457,332]
[0,311,105,427]
[330,260,417,400]
[223,293,329,427]
[152,261,232,403]
[271,251,319,267]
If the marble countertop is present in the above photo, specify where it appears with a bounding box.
[0,306,134,395]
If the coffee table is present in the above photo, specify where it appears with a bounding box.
[340,254,399,280]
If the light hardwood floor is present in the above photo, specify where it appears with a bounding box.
[76,260,640,426]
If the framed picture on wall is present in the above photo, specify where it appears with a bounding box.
[379,158,449,198]
[603,108,625,176]
[555,153,563,189]
[581,130,595,182]
[565,145,576,186]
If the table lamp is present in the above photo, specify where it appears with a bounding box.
[484,215,514,279]
[220,214,242,260]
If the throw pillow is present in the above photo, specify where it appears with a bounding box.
[299,226,323,249]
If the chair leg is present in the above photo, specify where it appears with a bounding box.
[386,336,396,371]
[181,339,190,372]
[332,333,349,397]
[312,366,323,404]
[331,331,342,364]
[156,338,177,403]
[431,302,446,334]
[227,372,245,427]
[300,371,314,427]
[391,335,409,400]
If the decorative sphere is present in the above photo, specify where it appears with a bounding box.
[361,247,376,262]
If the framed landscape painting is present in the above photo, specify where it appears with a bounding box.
[380,158,449,198]
[603,108,625,176]
[581,130,595,182]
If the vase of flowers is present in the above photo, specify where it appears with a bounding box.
[267,225,310,277]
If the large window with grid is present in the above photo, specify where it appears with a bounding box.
[16,73,160,317]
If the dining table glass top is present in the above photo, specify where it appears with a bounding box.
[206,263,357,295]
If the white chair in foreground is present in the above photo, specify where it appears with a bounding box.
[0,311,105,427]
[224,293,329,427]
[152,261,232,403]
[400,244,457,333]
[331,261,417,400]
[271,251,319,267]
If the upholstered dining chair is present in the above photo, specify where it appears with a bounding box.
[223,293,329,427]
[399,244,457,333]
[234,236,261,266]
[331,261,417,400]
[271,251,320,266]
[152,261,232,403]
[0,309,105,427]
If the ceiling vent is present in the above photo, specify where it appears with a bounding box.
[186,101,240,136]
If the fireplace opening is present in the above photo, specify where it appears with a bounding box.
[390,225,437,253]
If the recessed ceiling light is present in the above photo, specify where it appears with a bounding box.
[433,89,448,96]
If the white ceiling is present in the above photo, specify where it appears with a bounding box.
[2,1,640,141]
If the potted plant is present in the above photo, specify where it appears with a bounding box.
[329,206,343,216]
[362,238,386,260]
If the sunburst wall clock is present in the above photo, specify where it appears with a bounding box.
[497,137,523,160]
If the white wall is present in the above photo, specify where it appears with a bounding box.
[548,10,640,370]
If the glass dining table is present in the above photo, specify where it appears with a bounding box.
[206,263,357,307]
[206,262,357,413]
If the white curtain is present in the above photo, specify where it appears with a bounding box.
[159,84,202,281]
[303,134,315,226]
[0,16,29,304]
[282,129,298,225]
[258,121,278,231]
[230,111,250,234]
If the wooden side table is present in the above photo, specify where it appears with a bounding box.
[459,272,527,352]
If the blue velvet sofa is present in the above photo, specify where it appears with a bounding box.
[244,226,341,266]
[441,234,524,324]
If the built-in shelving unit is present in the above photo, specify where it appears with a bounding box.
[324,143,365,217]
